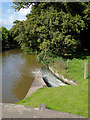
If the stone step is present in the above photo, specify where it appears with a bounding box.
[1,103,86,118]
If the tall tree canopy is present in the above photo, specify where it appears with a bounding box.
[11,2,90,60]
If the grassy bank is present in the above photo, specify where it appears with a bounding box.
[17,82,88,117]
[17,54,89,118]
[49,57,88,84]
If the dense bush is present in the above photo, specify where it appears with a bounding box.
[11,2,90,61]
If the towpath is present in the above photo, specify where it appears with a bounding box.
[1,103,87,118]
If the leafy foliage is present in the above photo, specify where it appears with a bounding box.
[1,26,18,50]
[1,27,10,49]
[11,2,90,60]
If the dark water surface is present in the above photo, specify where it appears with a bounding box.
[2,49,42,103]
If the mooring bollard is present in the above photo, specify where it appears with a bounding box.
[67,59,69,68]
[38,104,47,110]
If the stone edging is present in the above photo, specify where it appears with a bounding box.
[48,66,77,85]
[2,103,86,118]
[24,73,47,99]
[24,66,77,99]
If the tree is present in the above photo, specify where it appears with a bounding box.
[1,26,18,50]
[1,27,10,49]
[12,2,90,60]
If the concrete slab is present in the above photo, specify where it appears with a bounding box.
[24,73,46,99]
[2,103,86,118]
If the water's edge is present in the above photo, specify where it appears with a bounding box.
[24,73,46,99]
[24,65,77,99]
[48,66,77,85]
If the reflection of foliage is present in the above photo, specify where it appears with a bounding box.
[12,2,90,60]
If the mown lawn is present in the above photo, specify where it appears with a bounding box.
[17,56,89,118]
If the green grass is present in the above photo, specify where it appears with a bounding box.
[17,81,88,117]
[50,57,88,84]
[66,58,88,84]
[17,56,89,118]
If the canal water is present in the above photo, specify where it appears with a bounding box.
[2,49,42,103]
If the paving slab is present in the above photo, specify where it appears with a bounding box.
[1,103,87,118]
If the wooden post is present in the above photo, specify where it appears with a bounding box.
[67,59,69,68]
[84,62,87,79]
